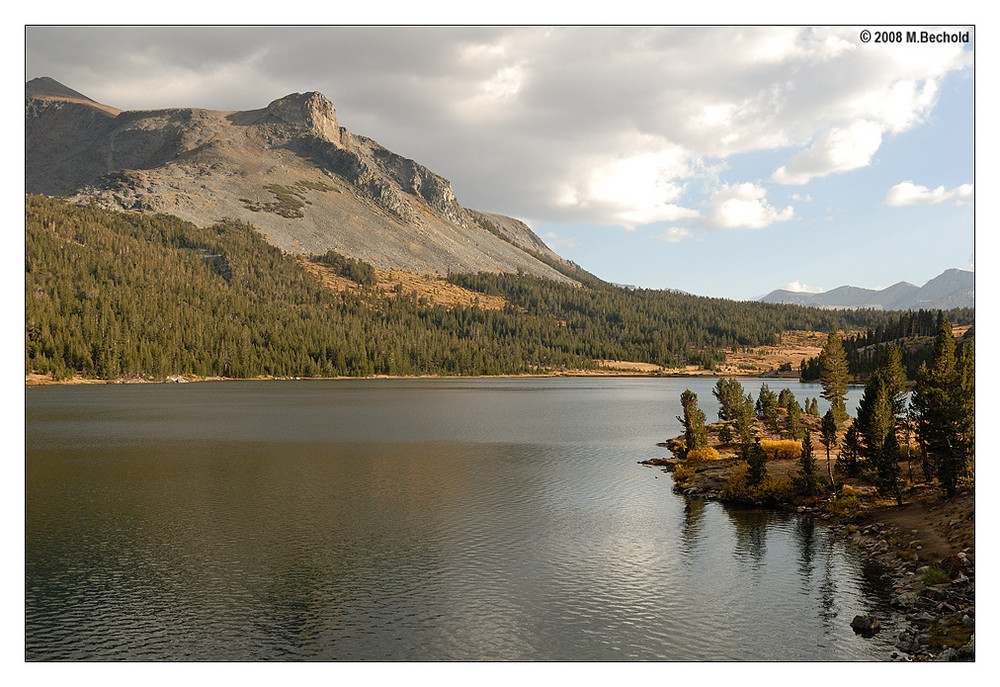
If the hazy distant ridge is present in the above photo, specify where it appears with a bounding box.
[761,269,973,311]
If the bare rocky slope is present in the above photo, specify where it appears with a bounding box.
[25,78,584,283]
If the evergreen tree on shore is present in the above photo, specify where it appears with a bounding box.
[837,424,862,478]
[746,438,768,488]
[677,389,708,458]
[855,371,894,469]
[785,397,805,440]
[713,378,745,421]
[870,428,903,506]
[755,383,780,432]
[910,318,974,497]
[819,332,850,424]
[793,432,825,497]
[820,408,838,488]
[734,393,756,446]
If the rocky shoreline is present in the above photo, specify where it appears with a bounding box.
[837,516,974,661]
[641,456,974,662]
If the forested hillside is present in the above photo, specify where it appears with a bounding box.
[26,195,929,381]
[446,273,929,368]
[799,309,974,382]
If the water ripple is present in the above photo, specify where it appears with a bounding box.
[27,379,895,661]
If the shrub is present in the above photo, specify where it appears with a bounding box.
[721,461,791,505]
[718,424,733,445]
[685,447,720,462]
[721,461,750,501]
[759,439,802,460]
[824,485,862,518]
[672,463,696,488]
[752,475,793,504]
[926,618,974,652]
[923,565,950,586]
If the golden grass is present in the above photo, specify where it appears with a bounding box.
[686,447,721,462]
[759,439,802,460]
[297,257,509,310]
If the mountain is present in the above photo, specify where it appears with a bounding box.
[761,269,973,311]
[25,78,586,284]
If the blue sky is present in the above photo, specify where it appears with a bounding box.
[24,25,975,300]
[547,68,974,298]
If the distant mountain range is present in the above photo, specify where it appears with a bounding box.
[760,269,974,311]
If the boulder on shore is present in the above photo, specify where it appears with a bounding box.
[851,614,881,635]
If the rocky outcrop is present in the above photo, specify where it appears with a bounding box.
[242,91,344,146]
[25,78,578,283]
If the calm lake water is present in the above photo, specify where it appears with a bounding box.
[25,376,895,661]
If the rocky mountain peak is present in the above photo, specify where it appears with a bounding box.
[26,76,96,102]
[257,91,342,146]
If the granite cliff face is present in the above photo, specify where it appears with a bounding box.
[25,78,581,282]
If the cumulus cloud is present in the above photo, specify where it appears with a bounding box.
[24,26,972,229]
[781,281,825,294]
[772,121,883,185]
[655,227,693,243]
[706,183,794,229]
[884,181,974,206]
[555,145,701,228]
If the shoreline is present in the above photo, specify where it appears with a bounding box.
[24,368,809,387]
[641,451,974,661]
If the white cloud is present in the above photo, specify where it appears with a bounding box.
[781,281,825,294]
[884,181,974,206]
[555,144,701,227]
[706,183,794,229]
[541,231,577,250]
[454,63,529,121]
[772,121,883,185]
[655,227,693,243]
[954,184,975,206]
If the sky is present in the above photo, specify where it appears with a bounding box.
[23,24,976,300]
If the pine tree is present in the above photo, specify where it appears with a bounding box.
[713,377,745,421]
[878,344,908,416]
[820,408,838,488]
[819,332,850,424]
[959,338,975,455]
[734,393,756,446]
[785,397,805,440]
[837,424,862,478]
[747,438,768,488]
[855,372,894,470]
[870,427,903,506]
[910,318,974,497]
[794,432,825,496]
[755,383,780,433]
[677,389,708,458]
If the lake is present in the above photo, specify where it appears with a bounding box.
[25,376,896,660]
